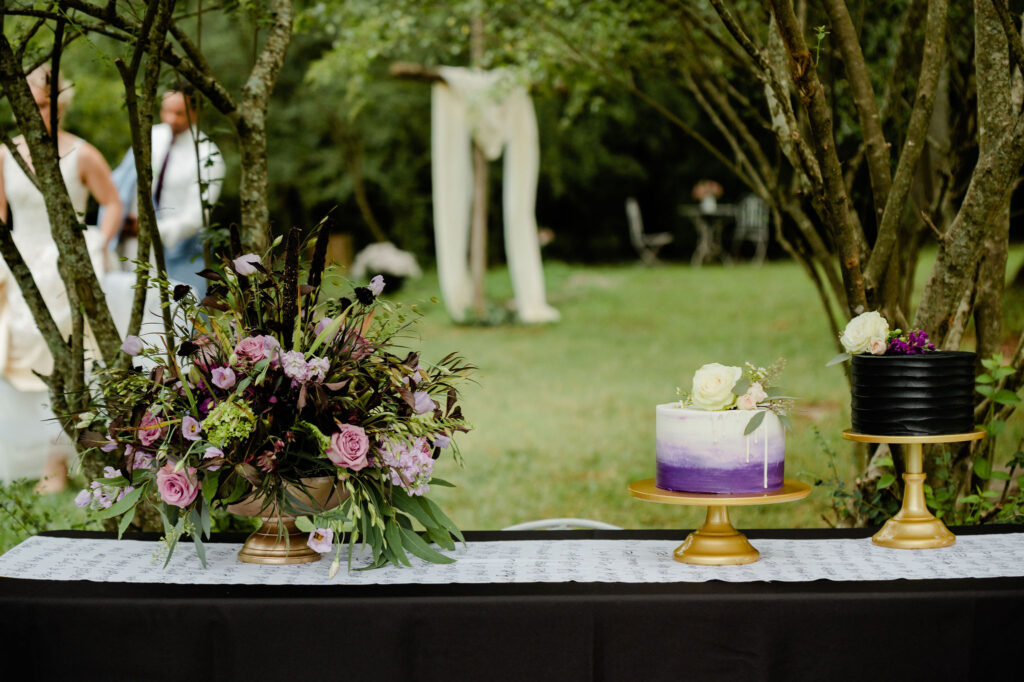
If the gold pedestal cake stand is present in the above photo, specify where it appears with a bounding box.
[628,479,810,565]
[841,429,985,549]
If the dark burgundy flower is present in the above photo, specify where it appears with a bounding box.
[173,284,192,302]
[354,287,374,306]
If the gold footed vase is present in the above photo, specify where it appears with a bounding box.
[227,476,344,565]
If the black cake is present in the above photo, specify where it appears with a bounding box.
[850,351,976,435]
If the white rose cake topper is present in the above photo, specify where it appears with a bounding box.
[655,360,795,494]
[685,360,793,434]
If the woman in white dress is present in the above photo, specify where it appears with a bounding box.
[0,65,122,492]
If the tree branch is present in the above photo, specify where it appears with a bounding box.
[768,0,868,315]
[863,0,948,295]
[989,0,1024,75]
[821,0,891,229]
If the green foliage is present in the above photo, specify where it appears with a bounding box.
[809,427,900,527]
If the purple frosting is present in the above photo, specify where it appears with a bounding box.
[656,459,784,494]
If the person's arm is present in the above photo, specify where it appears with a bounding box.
[78,142,122,248]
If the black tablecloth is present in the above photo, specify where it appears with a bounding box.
[1,526,1021,681]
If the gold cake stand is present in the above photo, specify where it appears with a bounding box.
[628,479,811,565]
[842,429,985,549]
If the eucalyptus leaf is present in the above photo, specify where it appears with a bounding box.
[117,505,136,539]
[294,515,316,533]
[826,353,851,367]
[422,496,465,543]
[96,485,144,520]
[384,521,412,567]
[743,410,766,435]
[399,526,454,564]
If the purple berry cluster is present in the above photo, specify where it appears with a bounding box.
[887,329,936,355]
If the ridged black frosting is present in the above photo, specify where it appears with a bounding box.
[850,351,976,436]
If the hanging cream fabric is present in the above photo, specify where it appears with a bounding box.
[431,67,559,323]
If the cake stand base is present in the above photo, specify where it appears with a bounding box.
[842,430,984,550]
[628,479,810,565]
[674,505,759,565]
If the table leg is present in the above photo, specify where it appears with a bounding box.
[674,504,760,565]
[872,442,956,549]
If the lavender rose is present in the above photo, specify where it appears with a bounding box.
[211,366,236,390]
[203,446,224,471]
[232,253,261,275]
[181,415,202,441]
[369,275,385,296]
[327,424,370,471]
[235,336,268,363]
[307,528,334,553]
[412,391,437,415]
[138,411,165,447]
[156,463,199,508]
[120,335,143,356]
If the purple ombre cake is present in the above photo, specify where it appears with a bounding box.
[655,404,785,494]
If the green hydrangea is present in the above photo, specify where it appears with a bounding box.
[201,399,257,447]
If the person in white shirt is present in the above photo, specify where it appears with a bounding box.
[151,88,224,295]
[114,88,225,295]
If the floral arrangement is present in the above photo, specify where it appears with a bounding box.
[828,311,937,365]
[74,226,472,575]
[678,360,793,434]
[691,179,724,201]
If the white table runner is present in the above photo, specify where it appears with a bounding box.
[1,534,1022,585]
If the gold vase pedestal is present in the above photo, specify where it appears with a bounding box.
[628,479,810,565]
[841,429,985,549]
[226,477,343,565]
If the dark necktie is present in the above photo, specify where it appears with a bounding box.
[154,137,174,206]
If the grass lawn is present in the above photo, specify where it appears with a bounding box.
[3,249,1023,553]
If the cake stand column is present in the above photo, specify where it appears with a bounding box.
[841,430,984,549]
[674,504,759,565]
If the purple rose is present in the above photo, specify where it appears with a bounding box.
[156,463,199,508]
[120,335,143,356]
[233,253,261,275]
[369,275,385,296]
[307,528,334,554]
[138,411,165,447]
[413,391,437,415]
[211,366,236,390]
[327,424,370,471]
[203,446,224,471]
[181,415,202,441]
[234,336,267,363]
